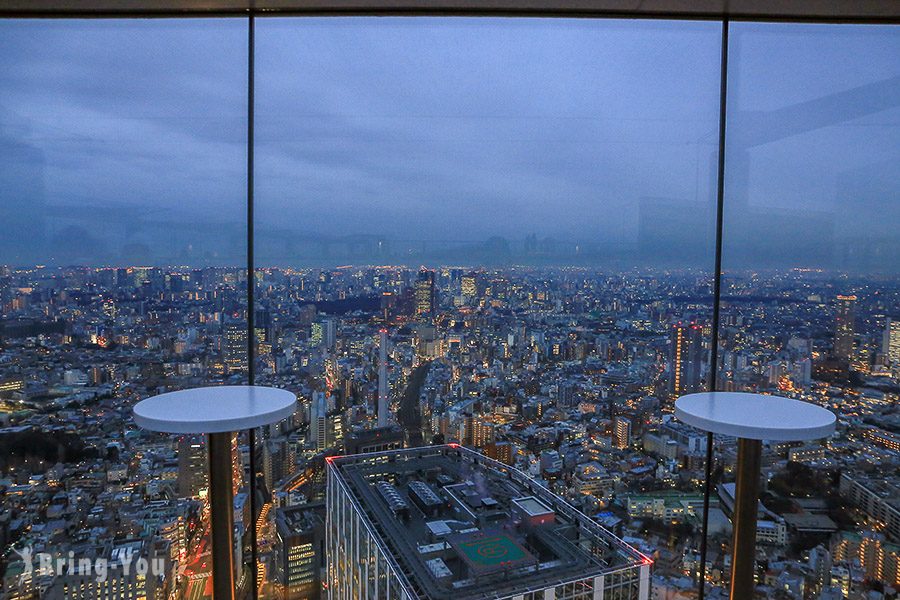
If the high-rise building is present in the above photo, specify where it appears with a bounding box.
[326,445,650,600]
[484,441,515,465]
[468,416,495,448]
[613,416,632,450]
[310,321,323,346]
[832,531,900,588]
[461,274,477,299]
[223,322,248,373]
[321,318,336,350]
[311,392,329,452]
[275,502,325,600]
[415,269,436,318]
[883,317,900,369]
[833,294,857,361]
[310,318,335,348]
[378,329,390,428]
[310,392,342,453]
[669,322,704,397]
[177,435,207,497]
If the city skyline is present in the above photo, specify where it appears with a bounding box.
[1,15,898,600]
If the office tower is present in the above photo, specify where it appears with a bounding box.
[275,502,325,600]
[833,294,857,361]
[310,392,333,452]
[310,321,323,346]
[884,317,900,368]
[177,435,208,497]
[223,322,248,373]
[461,274,477,299]
[613,416,632,450]
[669,322,704,397]
[311,318,336,350]
[326,446,650,600]
[254,307,272,345]
[415,268,436,318]
[378,329,390,427]
[322,318,336,350]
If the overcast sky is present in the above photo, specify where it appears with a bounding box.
[0,18,897,268]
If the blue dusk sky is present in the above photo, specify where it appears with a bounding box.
[0,18,897,269]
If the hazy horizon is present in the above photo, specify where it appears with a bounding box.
[1,19,898,271]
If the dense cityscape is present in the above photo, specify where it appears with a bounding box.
[0,263,898,599]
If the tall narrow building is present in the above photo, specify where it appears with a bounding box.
[223,322,248,373]
[311,392,330,452]
[834,294,857,361]
[613,416,632,450]
[177,435,208,497]
[669,322,704,397]
[377,329,390,427]
[415,268,436,318]
[883,317,900,368]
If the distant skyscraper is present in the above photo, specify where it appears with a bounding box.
[322,318,336,350]
[309,317,336,350]
[669,322,704,397]
[883,317,900,368]
[415,269,436,318]
[461,274,477,299]
[377,329,390,428]
[223,322,248,373]
[834,295,857,361]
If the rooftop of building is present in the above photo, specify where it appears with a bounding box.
[842,473,900,509]
[276,501,325,538]
[328,444,647,600]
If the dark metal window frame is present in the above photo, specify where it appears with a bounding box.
[1,8,897,600]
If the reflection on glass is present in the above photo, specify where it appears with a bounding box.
[716,23,900,598]
[254,18,720,600]
[0,19,248,600]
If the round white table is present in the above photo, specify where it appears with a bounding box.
[134,386,296,600]
[675,392,835,600]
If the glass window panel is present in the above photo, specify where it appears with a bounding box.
[254,16,722,600]
[718,22,900,598]
[0,18,248,600]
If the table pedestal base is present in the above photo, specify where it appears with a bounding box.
[209,432,235,600]
[730,438,761,600]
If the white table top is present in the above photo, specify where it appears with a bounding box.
[674,392,836,441]
[133,385,297,434]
